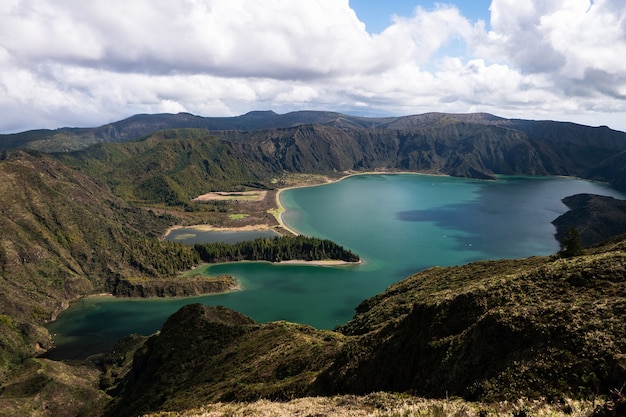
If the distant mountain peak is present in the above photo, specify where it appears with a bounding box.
[241,110,278,117]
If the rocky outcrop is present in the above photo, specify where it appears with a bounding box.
[104,304,345,416]
[110,275,238,298]
[552,194,626,246]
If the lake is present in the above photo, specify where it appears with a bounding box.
[45,174,626,359]
[166,228,280,244]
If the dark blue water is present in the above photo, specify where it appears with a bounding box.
[45,174,626,359]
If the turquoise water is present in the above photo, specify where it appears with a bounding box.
[166,228,280,244]
[45,174,626,359]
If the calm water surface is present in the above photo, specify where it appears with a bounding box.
[46,174,626,359]
[166,228,280,244]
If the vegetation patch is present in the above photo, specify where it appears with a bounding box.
[0,358,109,417]
[142,393,595,417]
[3,113,626,416]
[193,235,360,263]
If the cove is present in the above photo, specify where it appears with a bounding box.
[45,174,626,359]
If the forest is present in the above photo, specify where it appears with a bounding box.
[193,235,360,263]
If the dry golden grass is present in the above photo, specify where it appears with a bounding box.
[193,191,268,202]
[143,392,595,417]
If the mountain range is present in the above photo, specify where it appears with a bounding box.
[1,111,626,416]
[3,111,625,195]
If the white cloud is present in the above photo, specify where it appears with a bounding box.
[0,0,626,133]
[490,0,626,79]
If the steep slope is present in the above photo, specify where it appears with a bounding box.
[587,150,626,191]
[0,151,200,379]
[104,304,345,417]
[52,129,272,205]
[4,111,626,192]
[216,121,623,181]
[325,240,626,401]
[42,121,626,215]
[106,238,626,415]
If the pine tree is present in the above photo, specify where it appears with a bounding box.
[558,227,584,258]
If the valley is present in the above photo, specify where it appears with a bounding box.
[1,111,626,416]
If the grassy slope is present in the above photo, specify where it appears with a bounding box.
[0,150,202,380]
[104,304,345,416]
[104,238,626,416]
[327,239,626,401]
[0,358,109,417]
[52,129,271,206]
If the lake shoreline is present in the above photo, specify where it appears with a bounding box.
[274,170,454,236]
[46,174,626,360]
[165,170,452,240]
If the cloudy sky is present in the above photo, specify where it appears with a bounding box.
[1,0,626,133]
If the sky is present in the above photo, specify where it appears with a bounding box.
[1,0,626,133]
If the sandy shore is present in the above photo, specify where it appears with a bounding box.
[276,259,361,266]
[273,170,440,235]
[184,224,273,232]
[193,190,268,202]
[166,170,434,239]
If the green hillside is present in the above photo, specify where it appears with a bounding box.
[1,112,626,416]
[52,129,272,206]
[0,151,203,380]
[103,238,626,416]
[3,111,626,193]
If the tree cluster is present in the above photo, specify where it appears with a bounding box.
[193,235,360,263]
[125,239,201,277]
[558,227,585,258]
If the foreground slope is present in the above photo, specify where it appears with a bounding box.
[106,238,626,416]
[326,239,626,401]
[104,304,345,416]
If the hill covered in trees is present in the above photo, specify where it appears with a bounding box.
[0,151,206,380]
[2,111,626,196]
[193,235,360,263]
